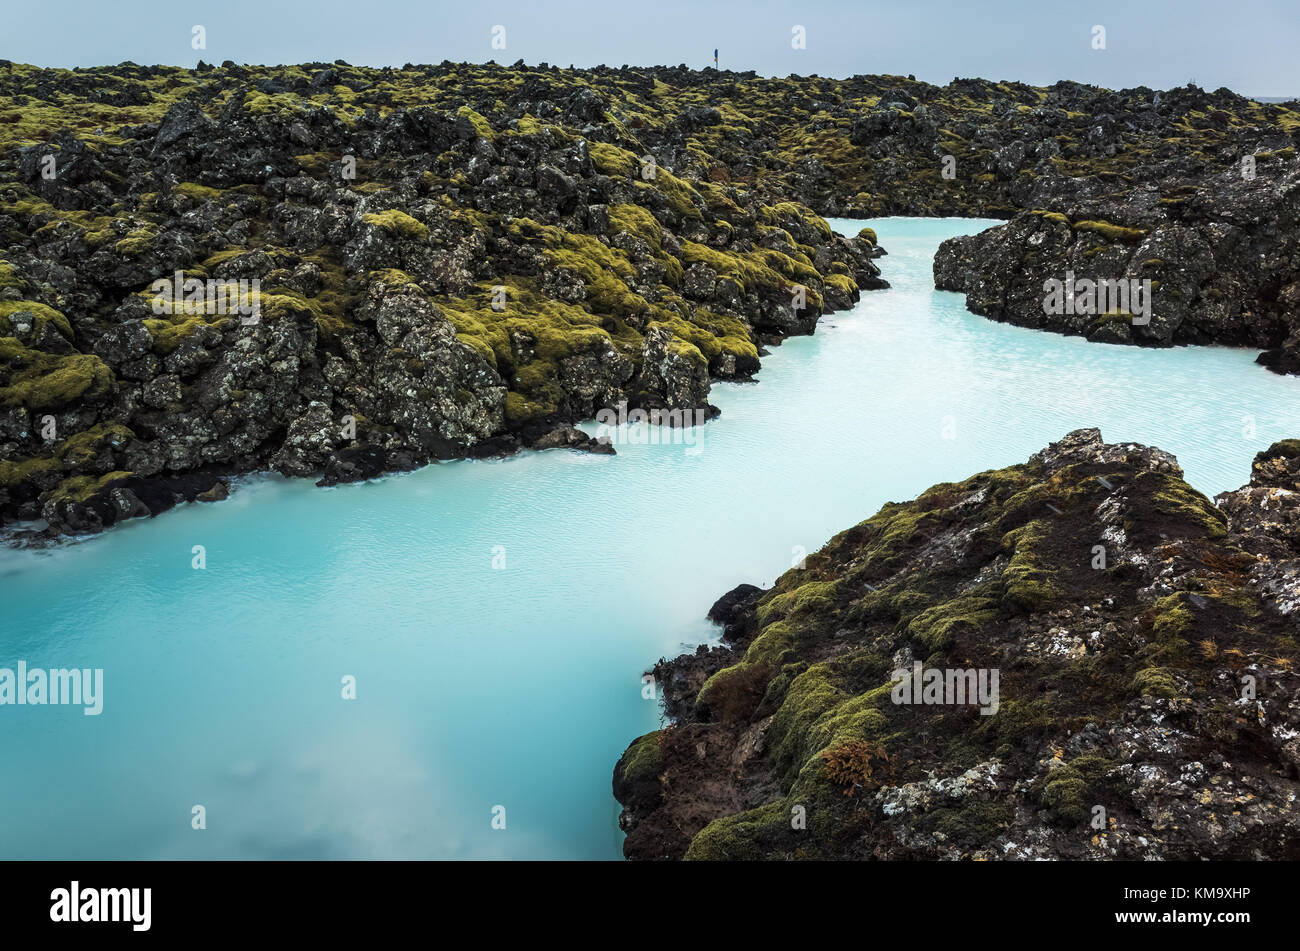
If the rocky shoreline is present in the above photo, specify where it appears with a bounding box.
[4,61,1299,542]
[0,60,895,544]
[933,163,1300,368]
[6,59,1300,861]
[614,430,1300,860]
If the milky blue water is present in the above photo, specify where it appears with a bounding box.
[3,217,1299,860]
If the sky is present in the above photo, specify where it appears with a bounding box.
[3,0,1298,98]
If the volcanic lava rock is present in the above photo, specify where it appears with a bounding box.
[615,429,1300,860]
[0,61,893,540]
[934,164,1300,365]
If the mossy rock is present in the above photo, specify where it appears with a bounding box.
[0,338,114,410]
[456,105,496,141]
[48,469,133,503]
[0,300,73,341]
[114,228,157,256]
[1072,219,1148,243]
[619,730,665,784]
[362,209,430,240]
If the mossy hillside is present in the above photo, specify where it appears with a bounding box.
[618,432,1299,859]
[431,201,818,423]
[4,62,1231,336]
[1,62,871,483]
[138,251,357,343]
[5,61,1283,530]
[4,60,1283,225]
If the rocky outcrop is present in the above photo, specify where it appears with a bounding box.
[4,61,1298,541]
[0,61,889,542]
[614,430,1300,860]
[933,162,1300,366]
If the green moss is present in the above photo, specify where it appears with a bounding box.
[1029,209,1070,226]
[0,453,59,490]
[366,268,418,287]
[0,260,24,291]
[503,390,547,425]
[114,227,157,256]
[173,182,223,201]
[680,239,795,297]
[0,339,114,410]
[606,202,662,249]
[0,300,73,340]
[244,89,308,119]
[528,223,649,318]
[49,470,132,503]
[1039,765,1091,824]
[649,311,756,366]
[1150,593,1194,641]
[510,114,544,136]
[200,248,249,270]
[1131,666,1181,699]
[824,272,857,295]
[1000,521,1062,610]
[619,730,664,783]
[54,422,134,467]
[142,315,226,355]
[1137,592,1199,665]
[456,105,496,141]
[589,141,640,178]
[978,696,1057,745]
[740,618,803,666]
[685,800,794,860]
[905,595,998,652]
[1145,474,1228,539]
[434,275,635,420]
[764,661,893,790]
[760,201,833,238]
[361,209,430,240]
[636,167,705,220]
[758,580,840,624]
[1072,220,1148,243]
[931,801,1014,843]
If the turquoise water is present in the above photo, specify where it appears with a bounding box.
[3,216,1299,860]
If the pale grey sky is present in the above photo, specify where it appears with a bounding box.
[4,0,1298,98]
